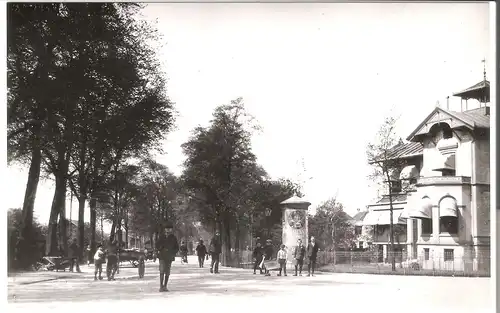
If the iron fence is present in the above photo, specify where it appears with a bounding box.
[222,250,490,277]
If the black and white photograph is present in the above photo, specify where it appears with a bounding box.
[5,2,494,313]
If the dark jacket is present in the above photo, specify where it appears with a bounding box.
[293,245,306,260]
[196,244,207,257]
[307,243,319,261]
[69,242,79,258]
[264,244,274,261]
[252,246,263,260]
[180,244,188,255]
[209,237,222,254]
[156,234,179,262]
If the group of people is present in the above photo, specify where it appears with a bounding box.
[194,232,223,274]
[252,236,319,277]
[92,239,120,281]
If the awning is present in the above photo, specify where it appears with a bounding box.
[408,197,433,219]
[362,210,405,225]
[376,210,406,225]
[400,165,419,180]
[432,154,455,172]
[439,197,458,217]
[362,211,382,225]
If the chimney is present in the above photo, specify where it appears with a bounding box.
[357,208,360,212]
[446,96,450,110]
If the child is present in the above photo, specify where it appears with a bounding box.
[277,244,287,277]
[252,242,264,275]
[94,245,105,281]
[138,255,145,279]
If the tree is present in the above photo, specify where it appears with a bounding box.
[309,198,356,256]
[366,115,406,271]
[181,98,262,264]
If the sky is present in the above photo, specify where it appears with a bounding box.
[4,2,492,227]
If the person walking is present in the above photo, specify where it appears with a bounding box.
[252,242,264,275]
[180,241,188,264]
[68,239,82,273]
[106,240,119,281]
[208,231,222,274]
[277,244,287,276]
[86,244,92,266]
[196,239,207,268]
[293,239,306,276]
[307,236,319,276]
[155,222,179,292]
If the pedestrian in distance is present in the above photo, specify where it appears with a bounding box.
[155,222,179,292]
[180,241,188,264]
[252,242,264,275]
[209,231,222,274]
[138,254,145,279]
[293,239,306,276]
[86,244,92,266]
[106,240,119,281]
[93,245,105,281]
[69,239,82,273]
[277,244,287,276]
[263,239,274,276]
[307,236,319,277]
[196,239,207,268]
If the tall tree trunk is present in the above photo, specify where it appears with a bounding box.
[89,197,97,257]
[19,145,42,268]
[77,197,85,259]
[60,197,68,255]
[109,219,117,243]
[385,170,396,272]
[124,216,129,249]
[46,174,67,255]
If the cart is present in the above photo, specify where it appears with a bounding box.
[35,256,71,272]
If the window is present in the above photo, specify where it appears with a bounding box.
[444,249,454,261]
[424,248,430,260]
[354,226,362,235]
[443,128,453,139]
[359,241,364,248]
[421,218,432,235]
[440,216,458,234]
[390,180,402,193]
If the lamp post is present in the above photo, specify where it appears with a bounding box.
[265,208,272,240]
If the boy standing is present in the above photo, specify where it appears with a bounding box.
[138,254,145,279]
[293,239,306,276]
[93,245,105,281]
[277,244,287,276]
[196,239,207,268]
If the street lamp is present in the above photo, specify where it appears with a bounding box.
[265,208,272,240]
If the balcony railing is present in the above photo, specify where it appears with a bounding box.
[417,176,471,187]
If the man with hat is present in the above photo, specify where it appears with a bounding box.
[155,222,179,292]
[208,231,222,274]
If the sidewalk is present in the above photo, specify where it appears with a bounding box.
[8,262,141,286]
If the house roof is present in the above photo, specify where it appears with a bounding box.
[452,80,490,102]
[406,106,490,142]
[280,195,311,205]
[383,141,423,161]
[376,193,408,204]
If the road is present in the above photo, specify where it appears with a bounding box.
[8,256,492,313]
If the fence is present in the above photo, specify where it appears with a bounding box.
[222,250,490,277]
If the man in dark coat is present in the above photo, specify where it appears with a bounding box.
[195,239,207,268]
[68,239,81,273]
[307,236,320,276]
[156,223,179,292]
[180,241,188,264]
[106,240,119,280]
[208,231,222,274]
[293,238,306,276]
[252,242,264,275]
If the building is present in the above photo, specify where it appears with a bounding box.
[363,74,490,272]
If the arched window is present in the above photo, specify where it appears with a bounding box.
[439,197,458,235]
[409,197,433,235]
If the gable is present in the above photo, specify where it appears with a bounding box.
[406,108,475,142]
